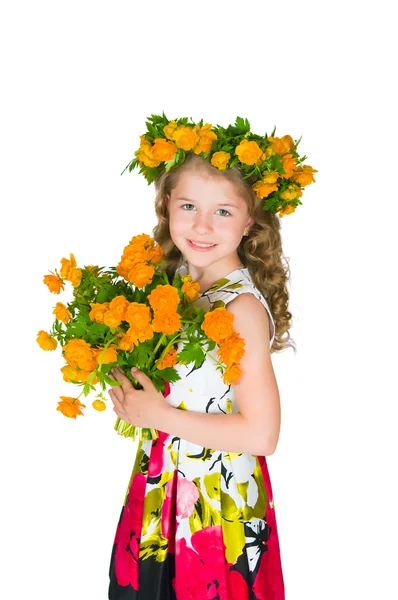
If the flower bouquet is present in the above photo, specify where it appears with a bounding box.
[37,234,246,441]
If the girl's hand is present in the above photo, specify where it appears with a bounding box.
[108,366,169,429]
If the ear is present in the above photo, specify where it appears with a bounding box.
[246,217,255,229]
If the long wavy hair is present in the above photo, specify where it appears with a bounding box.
[152,153,296,354]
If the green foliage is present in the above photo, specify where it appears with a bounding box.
[119,113,316,218]
[178,343,205,368]
[41,227,282,441]
[152,367,181,384]
[235,116,251,134]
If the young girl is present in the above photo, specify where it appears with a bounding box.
[107,116,314,599]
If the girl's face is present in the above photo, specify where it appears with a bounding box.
[167,168,254,276]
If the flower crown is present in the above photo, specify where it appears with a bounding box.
[122,113,317,218]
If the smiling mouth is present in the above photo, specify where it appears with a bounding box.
[188,240,217,248]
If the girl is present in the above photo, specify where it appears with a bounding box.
[107,115,313,599]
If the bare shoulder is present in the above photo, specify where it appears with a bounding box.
[225,292,280,455]
[226,292,271,353]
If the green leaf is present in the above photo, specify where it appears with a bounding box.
[270,154,284,172]
[145,123,159,139]
[235,117,251,134]
[153,368,181,383]
[102,373,121,386]
[228,157,240,168]
[164,149,185,172]
[135,341,153,367]
[178,344,205,368]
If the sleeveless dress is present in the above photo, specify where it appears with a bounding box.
[108,264,285,599]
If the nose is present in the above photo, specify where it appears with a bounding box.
[192,211,213,235]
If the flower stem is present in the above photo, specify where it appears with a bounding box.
[114,417,159,440]
[153,334,166,354]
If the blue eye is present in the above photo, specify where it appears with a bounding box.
[181,204,230,217]
[217,208,230,217]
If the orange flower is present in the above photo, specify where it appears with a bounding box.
[278,204,297,217]
[235,140,263,166]
[201,307,235,344]
[156,347,178,370]
[217,332,246,366]
[264,144,276,157]
[129,233,155,248]
[136,136,161,168]
[60,364,99,384]
[279,154,297,179]
[267,135,294,156]
[103,310,122,329]
[211,151,231,170]
[147,244,164,264]
[117,332,137,351]
[115,257,135,280]
[95,346,118,365]
[222,364,242,385]
[262,171,279,184]
[78,370,99,384]
[172,126,199,151]
[43,273,65,294]
[109,296,130,322]
[56,396,86,419]
[125,302,152,329]
[127,263,155,288]
[252,180,279,199]
[60,253,77,279]
[181,275,200,303]
[193,124,217,154]
[69,268,82,288]
[37,330,58,350]
[163,120,178,140]
[52,302,72,324]
[89,302,110,323]
[279,184,303,201]
[92,399,106,412]
[63,338,97,371]
[123,245,151,264]
[290,165,318,186]
[60,364,81,381]
[152,138,178,161]
[152,312,182,335]
[127,325,154,343]
[148,284,180,314]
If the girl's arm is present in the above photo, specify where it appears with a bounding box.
[157,293,281,456]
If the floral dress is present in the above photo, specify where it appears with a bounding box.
[108,265,285,599]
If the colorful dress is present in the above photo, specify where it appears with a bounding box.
[108,265,285,599]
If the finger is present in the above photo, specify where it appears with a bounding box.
[107,373,122,387]
[109,389,125,416]
[108,375,125,403]
[111,367,134,394]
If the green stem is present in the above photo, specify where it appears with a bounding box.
[97,334,119,370]
[150,332,182,373]
[153,334,166,354]
[198,343,222,366]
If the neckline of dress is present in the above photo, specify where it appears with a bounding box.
[198,266,248,297]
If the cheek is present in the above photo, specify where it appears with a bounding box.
[169,210,192,232]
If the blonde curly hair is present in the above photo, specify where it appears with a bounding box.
[152,153,296,354]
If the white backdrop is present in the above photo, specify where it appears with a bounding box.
[1,1,397,598]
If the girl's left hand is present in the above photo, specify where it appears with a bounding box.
[108,366,168,429]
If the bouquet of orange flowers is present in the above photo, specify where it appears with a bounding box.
[37,234,246,441]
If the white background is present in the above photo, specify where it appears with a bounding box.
[1,1,397,598]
